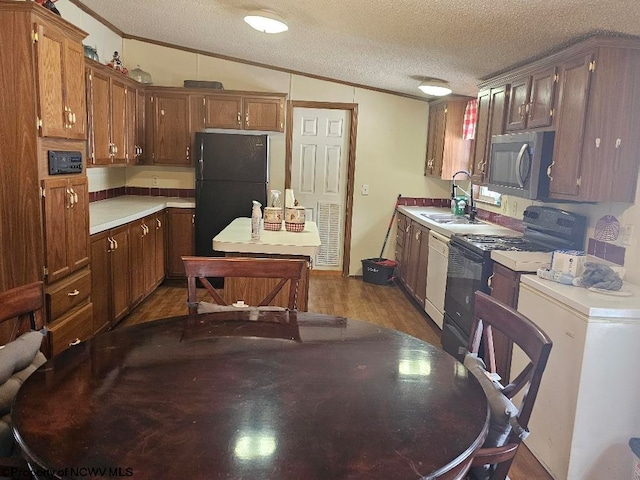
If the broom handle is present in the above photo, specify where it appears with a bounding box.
[379,194,402,260]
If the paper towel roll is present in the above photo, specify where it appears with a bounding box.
[285,189,295,208]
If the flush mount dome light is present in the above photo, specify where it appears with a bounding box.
[418,78,452,96]
[244,10,288,34]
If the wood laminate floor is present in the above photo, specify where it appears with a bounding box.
[119,274,553,480]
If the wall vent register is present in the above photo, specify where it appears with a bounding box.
[48,151,83,175]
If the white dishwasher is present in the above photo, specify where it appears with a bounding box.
[424,230,449,329]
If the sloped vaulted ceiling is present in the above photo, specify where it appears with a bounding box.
[76,0,640,98]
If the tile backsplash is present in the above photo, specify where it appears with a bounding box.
[89,187,195,203]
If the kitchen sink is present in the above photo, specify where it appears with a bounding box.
[420,213,484,225]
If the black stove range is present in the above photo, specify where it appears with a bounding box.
[441,206,587,362]
[450,234,552,253]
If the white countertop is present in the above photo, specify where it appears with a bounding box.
[213,217,321,257]
[520,274,640,320]
[90,196,195,235]
[398,206,516,238]
[491,251,553,272]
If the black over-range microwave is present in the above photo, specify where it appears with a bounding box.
[486,131,555,199]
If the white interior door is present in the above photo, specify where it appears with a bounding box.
[291,107,350,270]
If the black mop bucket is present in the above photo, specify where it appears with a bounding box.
[362,194,400,286]
[362,258,397,285]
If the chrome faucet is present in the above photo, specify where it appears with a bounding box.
[451,170,477,221]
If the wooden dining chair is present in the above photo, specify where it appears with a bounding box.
[465,291,552,480]
[0,281,47,470]
[181,256,305,315]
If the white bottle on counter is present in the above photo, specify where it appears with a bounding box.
[251,201,262,240]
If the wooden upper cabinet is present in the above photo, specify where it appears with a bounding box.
[548,53,593,199]
[87,68,111,165]
[244,96,284,132]
[42,176,90,284]
[558,47,640,202]
[86,61,146,167]
[63,40,87,138]
[470,90,491,183]
[151,92,191,166]
[528,67,558,128]
[35,22,85,140]
[135,89,146,163]
[506,67,557,132]
[110,78,127,164]
[505,76,531,131]
[424,98,472,180]
[205,95,243,129]
[203,94,285,132]
[471,86,508,184]
[125,86,137,163]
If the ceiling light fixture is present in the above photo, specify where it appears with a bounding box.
[418,78,452,97]
[244,10,288,34]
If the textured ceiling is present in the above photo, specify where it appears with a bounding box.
[76,0,640,98]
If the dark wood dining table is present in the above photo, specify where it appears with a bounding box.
[12,311,489,479]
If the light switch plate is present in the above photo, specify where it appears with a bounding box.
[361,184,369,195]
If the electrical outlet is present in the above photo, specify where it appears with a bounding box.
[361,184,369,195]
[622,225,634,245]
[510,200,518,217]
[152,176,158,187]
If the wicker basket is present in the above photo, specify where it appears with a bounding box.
[285,222,305,232]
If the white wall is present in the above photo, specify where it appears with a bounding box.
[56,0,122,64]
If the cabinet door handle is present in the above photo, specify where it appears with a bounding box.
[71,188,78,206]
[237,112,241,125]
[186,146,190,160]
[547,161,555,180]
[245,112,249,127]
[156,218,162,229]
[415,231,420,241]
[66,188,73,208]
[192,214,195,225]
[487,274,494,289]
[69,338,81,346]
[113,238,118,249]
[141,224,147,235]
[71,112,76,125]
[67,289,80,297]
[108,237,114,251]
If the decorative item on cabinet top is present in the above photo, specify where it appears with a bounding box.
[130,65,152,85]
[184,80,224,89]
[35,0,60,16]
[83,45,99,62]
[107,51,129,76]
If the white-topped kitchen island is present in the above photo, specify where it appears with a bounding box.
[213,217,321,311]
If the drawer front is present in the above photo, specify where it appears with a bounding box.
[46,269,92,322]
[48,302,94,356]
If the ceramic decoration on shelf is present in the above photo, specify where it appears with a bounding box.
[83,45,99,62]
[594,215,620,241]
[107,51,129,76]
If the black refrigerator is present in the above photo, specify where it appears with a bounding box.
[195,132,269,257]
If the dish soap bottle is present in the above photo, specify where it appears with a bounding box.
[251,201,262,240]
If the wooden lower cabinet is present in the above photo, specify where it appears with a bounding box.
[489,262,522,382]
[47,302,94,357]
[167,208,195,278]
[130,212,167,307]
[90,225,130,332]
[397,218,429,305]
